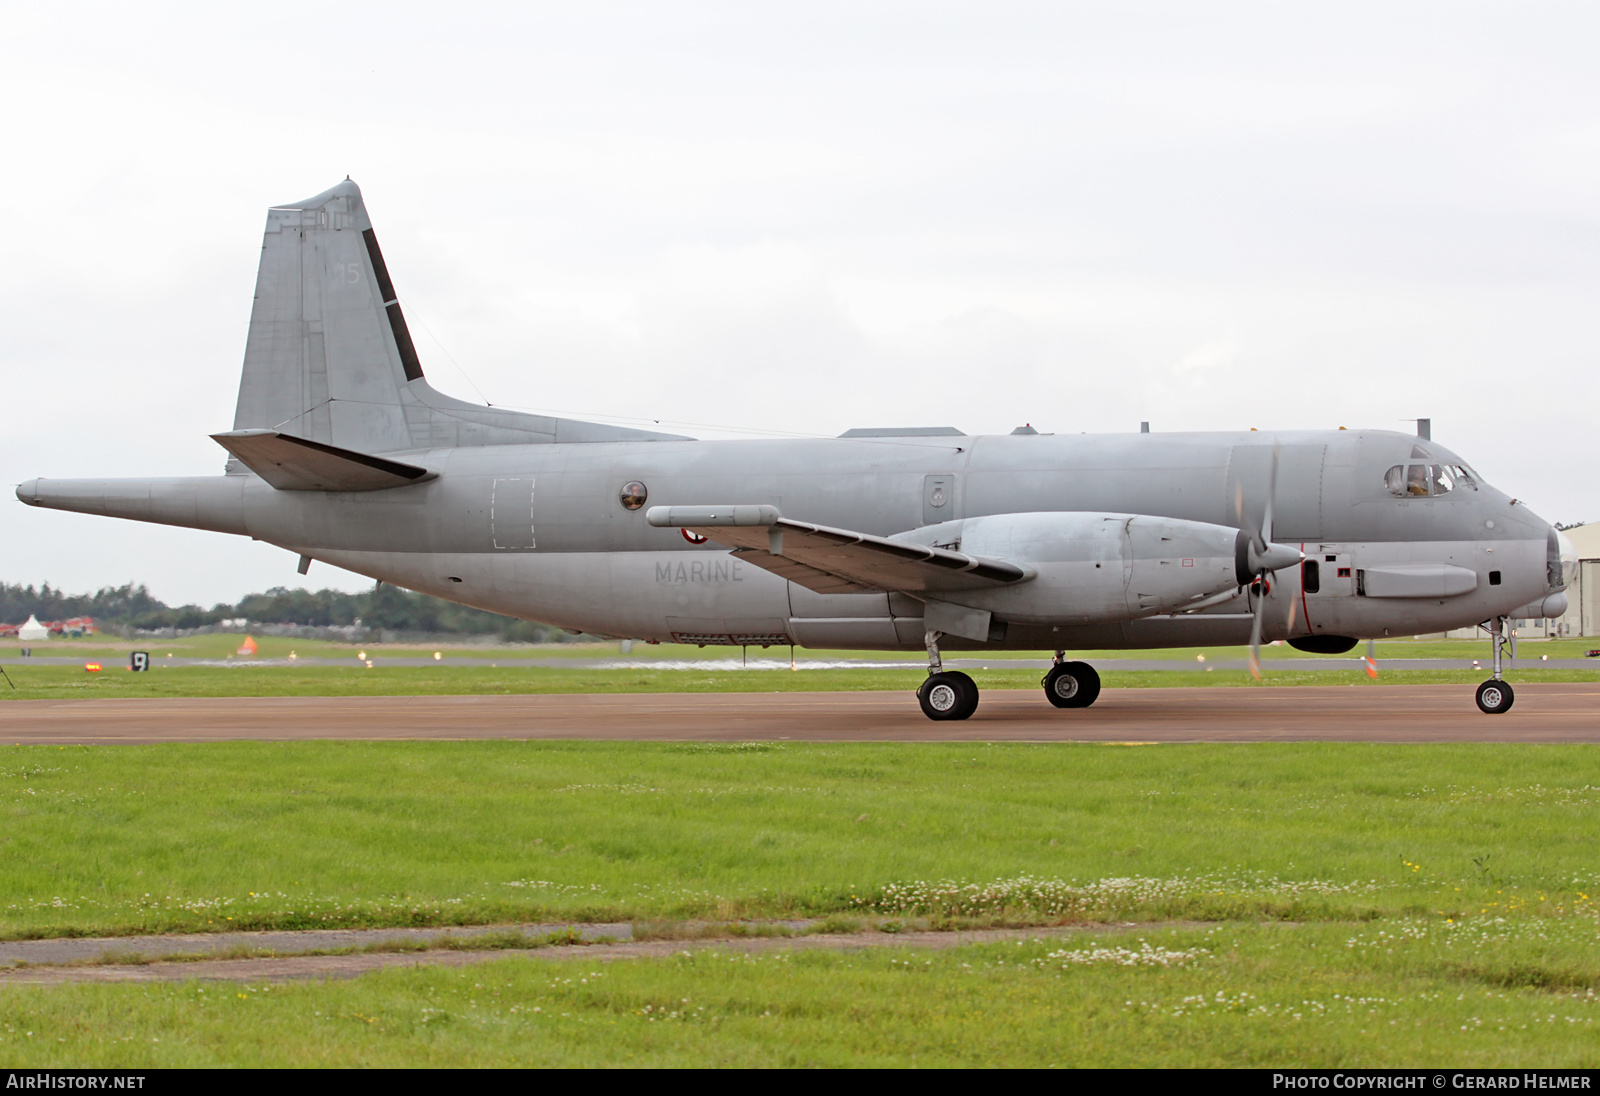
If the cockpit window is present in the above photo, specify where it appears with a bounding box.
[1385,464,1460,497]
[1406,465,1430,496]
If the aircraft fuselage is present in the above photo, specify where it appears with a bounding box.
[19,426,1564,653]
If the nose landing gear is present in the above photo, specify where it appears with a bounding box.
[1043,652,1102,708]
[1475,616,1515,714]
[1475,679,1513,714]
[917,630,978,721]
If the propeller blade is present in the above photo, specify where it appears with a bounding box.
[1261,442,1280,548]
[1248,579,1266,681]
[1242,442,1303,576]
[1243,442,1298,684]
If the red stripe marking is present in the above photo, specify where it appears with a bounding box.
[1299,542,1314,637]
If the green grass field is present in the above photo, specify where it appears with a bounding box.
[4,923,1597,1067]
[1,740,1598,1065]
[0,741,1594,935]
[3,644,1596,1066]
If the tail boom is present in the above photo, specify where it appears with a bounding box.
[17,478,247,536]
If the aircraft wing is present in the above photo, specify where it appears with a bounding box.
[645,505,1031,595]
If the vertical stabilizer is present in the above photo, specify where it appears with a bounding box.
[229,181,689,463]
[233,180,414,453]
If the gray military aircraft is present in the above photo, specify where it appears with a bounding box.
[16,181,1576,719]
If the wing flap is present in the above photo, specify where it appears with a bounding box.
[646,505,1031,595]
[211,430,436,492]
[735,551,874,594]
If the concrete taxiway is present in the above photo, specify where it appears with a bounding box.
[0,924,1113,985]
[1,683,1598,743]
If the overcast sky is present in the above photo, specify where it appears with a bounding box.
[4,2,1598,607]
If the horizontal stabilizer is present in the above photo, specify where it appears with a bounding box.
[646,505,1031,595]
[210,430,436,492]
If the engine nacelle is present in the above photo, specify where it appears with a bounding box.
[898,511,1257,625]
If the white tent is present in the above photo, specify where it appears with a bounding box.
[17,615,48,641]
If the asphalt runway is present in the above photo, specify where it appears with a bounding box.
[2,683,1598,743]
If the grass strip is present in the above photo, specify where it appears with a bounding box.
[1,921,1597,1066]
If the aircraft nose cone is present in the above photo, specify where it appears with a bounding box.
[16,479,39,505]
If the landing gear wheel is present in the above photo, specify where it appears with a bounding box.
[1475,679,1514,715]
[1043,661,1101,709]
[918,671,979,721]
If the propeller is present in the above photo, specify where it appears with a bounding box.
[1236,443,1305,681]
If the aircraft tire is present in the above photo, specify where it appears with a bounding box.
[919,671,979,721]
[1043,662,1101,709]
[1475,679,1514,715]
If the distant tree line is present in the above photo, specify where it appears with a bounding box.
[0,582,572,642]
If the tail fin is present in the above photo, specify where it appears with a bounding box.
[229,180,686,462]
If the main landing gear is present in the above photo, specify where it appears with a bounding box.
[1475,615,1515,714]
[913,636,1105,721]
[1043,652,1101,709]
[917,630,978,721]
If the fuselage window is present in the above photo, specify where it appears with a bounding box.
[619,481,648,511]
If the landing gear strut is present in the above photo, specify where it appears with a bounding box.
[917,630,978,721]
[1043,651,1102,709]
[1475,616,1515,714]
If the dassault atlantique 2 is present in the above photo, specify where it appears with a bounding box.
[16,181,1576,719]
